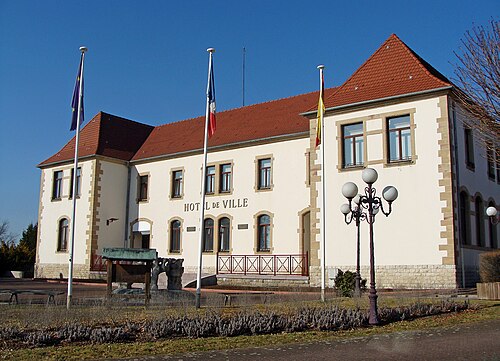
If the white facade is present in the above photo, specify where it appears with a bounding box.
[35,35,498,288]
[128,138,310,274]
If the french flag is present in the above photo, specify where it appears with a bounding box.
[207,56,216,138]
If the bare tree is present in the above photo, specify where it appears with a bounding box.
[0,220,17,244]
[453,19,500,159]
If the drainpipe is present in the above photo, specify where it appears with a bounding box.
[451,102,466,288]
[124,163,131,249]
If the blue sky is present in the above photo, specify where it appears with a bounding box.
[0,1,498,238]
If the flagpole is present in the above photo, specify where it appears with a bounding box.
[67,46,87,309]
[196,47,215,309]
[318,65,326,302]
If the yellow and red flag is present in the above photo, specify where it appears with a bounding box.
[315,71,325,148]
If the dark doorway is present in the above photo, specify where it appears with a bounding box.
[141,234,150,249]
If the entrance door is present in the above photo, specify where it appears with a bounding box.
[141,234,150,249]
[301,211,311,272]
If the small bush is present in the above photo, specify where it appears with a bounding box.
[334,270,366,297]
[479,250,500,283]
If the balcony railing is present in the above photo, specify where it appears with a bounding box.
[217,253,308,276]
[90,251,106,272]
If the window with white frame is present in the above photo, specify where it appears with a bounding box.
[52,170,63,200]
[342,123,364,168]
[387,115,411,162]
[58,218,69,251]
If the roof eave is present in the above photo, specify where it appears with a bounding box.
[131,131,309,164]
[300,86,454,117]
[37,154,97,169]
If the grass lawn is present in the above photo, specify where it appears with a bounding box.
[0,298,498,360]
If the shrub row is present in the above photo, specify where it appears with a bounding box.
[0,301,470,347]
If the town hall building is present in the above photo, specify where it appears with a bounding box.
[35,34,498,289]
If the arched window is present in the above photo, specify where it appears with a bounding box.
[257,214,271,252]
[475,196,485,247]
[459,191,471,245]
[58,218,69,251]
[488,202,497,249]
[170,220,181,253]
[203,218,214,252]
[218,217,230,252]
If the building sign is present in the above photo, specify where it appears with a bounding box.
[184,198,249,212]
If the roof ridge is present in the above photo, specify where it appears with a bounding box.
[153,88,339,130]
[99,111,155,128]
[322,33,451,109]
[391,34,450,87]
[37,112,103,167]
[323,35,395,106]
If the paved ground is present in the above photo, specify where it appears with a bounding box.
[114,319,500,361]
[0,278,477,307]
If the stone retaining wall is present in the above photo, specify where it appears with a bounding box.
[35,263,91,279]
[217,275,310,289]
[325,264,458,289]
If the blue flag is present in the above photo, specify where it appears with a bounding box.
[70,56,84,131]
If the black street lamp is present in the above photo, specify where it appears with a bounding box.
[341,168,398,325]
[340,195,374,297]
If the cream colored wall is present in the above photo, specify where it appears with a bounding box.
[129,138,310,272]
[94,160,129,252]
[37,159,95,275]
[319,97,448,269]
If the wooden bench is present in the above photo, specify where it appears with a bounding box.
[0,289,65,305]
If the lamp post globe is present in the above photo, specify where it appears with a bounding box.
[362,168,378,184]
[342,182,358,199]
[486,206,498,217]
[340,203,351,215]
[382,186,398,202]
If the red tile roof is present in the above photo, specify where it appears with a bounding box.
[38,112,154,167]
[131,88,336,162]
[40,34,454,166]
[321,34,452,110]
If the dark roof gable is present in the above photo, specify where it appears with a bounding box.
[38,112,154,167]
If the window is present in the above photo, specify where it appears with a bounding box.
[171,170,183,198]
[203,218,214,252]
[488,202,498,248]
[464,127,475,169]
[58,218,69,251]
[257,214,271,252]
[205,166,215,194]
[170,220,181,253]
[487,146,495,180]
[459,191,471,245]
[342,123,364,168]
[387,115,411,162]
[475,196,485,247]
[218,217,230,252]
[220,164,232,193]
[138,175,148,201]
[69,167,82,198]
[52,171,63,200]
[258,158,271,189]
